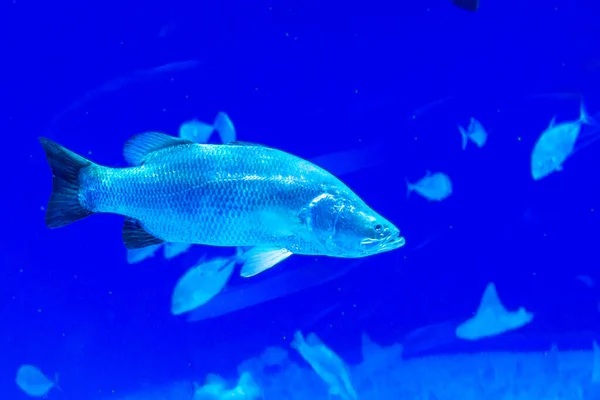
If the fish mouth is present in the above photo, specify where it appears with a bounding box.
[361,233,406,253]
[383,233,406,250]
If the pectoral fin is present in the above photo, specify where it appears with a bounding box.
[240,246,293,277]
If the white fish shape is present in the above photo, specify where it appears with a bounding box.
[15,365,59,397]
[179,111,236,144]
[291,331,357,400]
[455,282,533,340]
[163,242,193,260]
[530,100,594,180]
[406,171,453,201]
[171,249,241,315]
[459,117,488,150]
[126,243,162,264]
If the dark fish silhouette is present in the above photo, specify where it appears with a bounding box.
[453,0,479,11]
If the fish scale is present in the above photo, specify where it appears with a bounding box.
[81,143,330,249]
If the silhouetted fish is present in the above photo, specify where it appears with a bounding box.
[453,0,479,12]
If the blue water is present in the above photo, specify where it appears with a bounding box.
[2,0,600,399]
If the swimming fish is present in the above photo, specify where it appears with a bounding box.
[455,282,533,340]
[459,117,488,150]
[406,171,453,201]
[126,243,162,264]
[171,249,241,315]
[453,0,479,12]
[291,331,357,400]
[39,133,404,278]
[178,112,236,145]
[163,242,193,260]
[15,365,58,397]
[530,101,594,180]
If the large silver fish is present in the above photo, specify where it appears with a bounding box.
[39,132,405,277]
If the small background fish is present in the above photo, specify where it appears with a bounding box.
[453,0,480,11]
[15,365,59,397]
[459,117,488,150]
[406,171,453,201]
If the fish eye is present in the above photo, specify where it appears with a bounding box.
[374,224,382,232]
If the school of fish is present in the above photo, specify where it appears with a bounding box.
[31,87,600,399]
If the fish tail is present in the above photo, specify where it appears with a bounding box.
[213,112,237,144]
[578,100,598,126]
[458,125,469,150]
[290,330,305,350]
[579,99,590,124]
[405,178,414,199]
[54,372,62,392]
[38,137,95,228]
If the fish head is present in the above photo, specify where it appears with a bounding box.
[531,126,577,179]
[530,150,563,180]
[305,193,405,257]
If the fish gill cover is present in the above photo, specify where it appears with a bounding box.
[2,0,600,399]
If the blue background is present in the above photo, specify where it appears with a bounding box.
[2,0,600,398]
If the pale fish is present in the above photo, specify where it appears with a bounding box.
[406,171,453,201]
[455,282,533,341]
[291,331,357,400]
[459,117,488,150]
[179,112,236,145]
[15,365,59,397]
[126,243,162,264]
[163,242,193,260]
[530,100,596,180]
[171,249,241,315]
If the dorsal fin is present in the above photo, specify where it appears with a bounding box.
[123,132,193,165]
[228,140,268,147]
[476,282,506,315]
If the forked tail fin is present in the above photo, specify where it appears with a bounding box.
[458,125,469,150]
[38,137,95,228]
